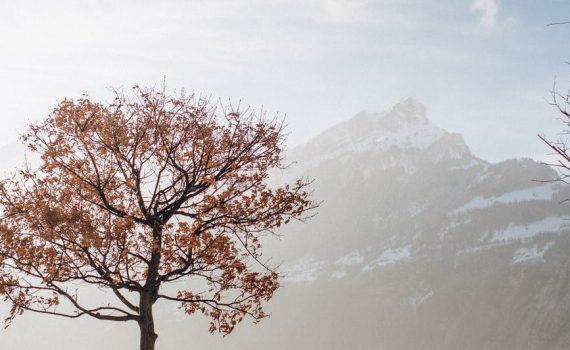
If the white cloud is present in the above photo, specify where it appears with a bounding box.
[319,0,368,23]
[471,0,499,28]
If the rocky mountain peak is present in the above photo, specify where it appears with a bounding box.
[290,97,470,166]
[383,96,428,125]
[337,97,429,138]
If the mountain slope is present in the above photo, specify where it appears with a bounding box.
[264,98,570,350]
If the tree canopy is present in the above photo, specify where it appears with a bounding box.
[0,86,315,350]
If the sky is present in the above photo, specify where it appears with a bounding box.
[1,0,570,162]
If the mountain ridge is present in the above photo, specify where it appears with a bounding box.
[288,98,475,173]
[264,98,570,350]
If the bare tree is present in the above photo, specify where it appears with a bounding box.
[538,84,570,181]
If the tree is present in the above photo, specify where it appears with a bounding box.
[539,85,570,178]
[0,86,316,350]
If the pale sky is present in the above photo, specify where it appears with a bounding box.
[1,0,570,162]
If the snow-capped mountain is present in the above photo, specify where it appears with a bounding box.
[1,98,570,349]
[260,98,570,350]
[288,97,469,172]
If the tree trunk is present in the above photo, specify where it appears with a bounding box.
[138,292,158,350]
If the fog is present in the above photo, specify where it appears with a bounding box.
[2,1,570,349]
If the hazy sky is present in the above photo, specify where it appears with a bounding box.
[1,0,570,162]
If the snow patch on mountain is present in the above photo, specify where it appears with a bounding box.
[491,217,570,242]
[457,242,509,255]
[373,118,444,151]
[450,183,558,215]
[440,217,473,238]
[283,256,328,283]
[513,242,554,264]
[336,251,364,266]
[362,244,412,272]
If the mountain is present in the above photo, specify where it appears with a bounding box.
[1,98,570,349]
[260,97,570,350]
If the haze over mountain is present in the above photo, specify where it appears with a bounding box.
[1,98,570,349]
[263,98,570,350]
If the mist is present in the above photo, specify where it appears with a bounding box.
[2,1,570,349]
